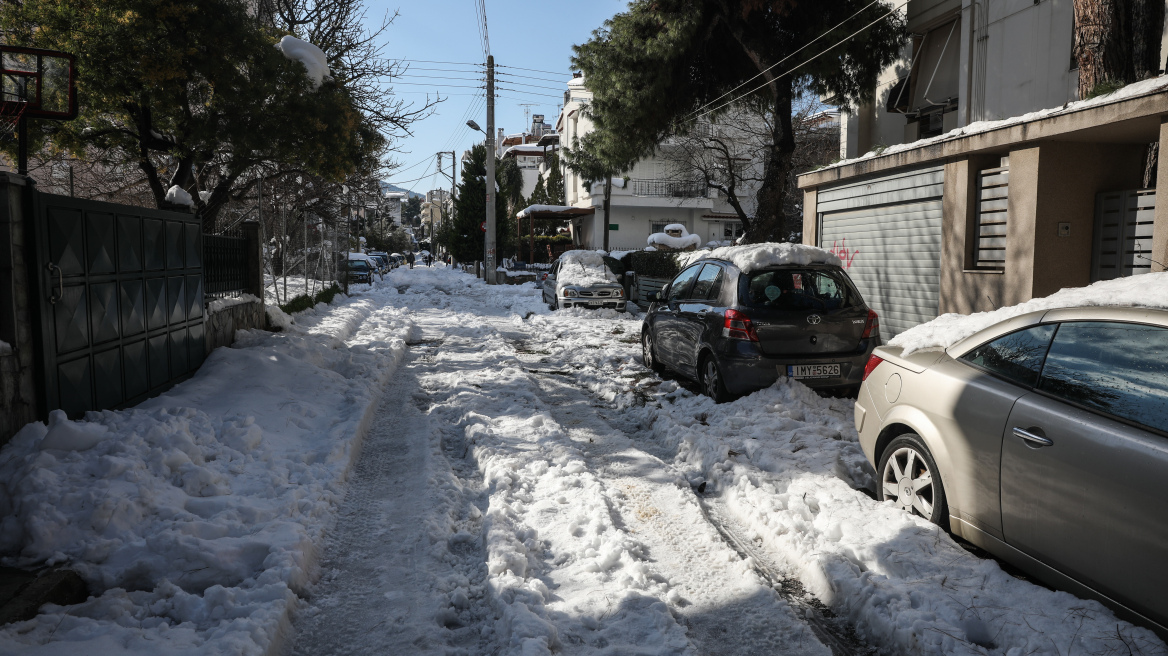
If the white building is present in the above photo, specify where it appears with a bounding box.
[382,191,407,226]
[556,75,759,250]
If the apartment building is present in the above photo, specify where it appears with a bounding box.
[555,75,758,250]
[798,0,1168,338]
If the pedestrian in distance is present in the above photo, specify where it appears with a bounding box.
[406,252,415,269]
[426,254,433,267]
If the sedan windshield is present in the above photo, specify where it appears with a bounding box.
[743,269,857,311]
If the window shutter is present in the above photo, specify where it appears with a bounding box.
[975,165,1009,269]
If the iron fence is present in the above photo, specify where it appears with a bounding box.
[629,179,706,198]
[204,233,249,299]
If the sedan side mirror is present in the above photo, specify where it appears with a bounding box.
[646,291,660,302]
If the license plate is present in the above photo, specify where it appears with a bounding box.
[588,300,605,306]
[786,364,841,379]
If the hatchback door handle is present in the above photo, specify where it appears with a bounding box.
[697,309,709,315]
[1012,427,1053,447]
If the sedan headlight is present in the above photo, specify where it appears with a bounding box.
[612,288,624,298]
[563,289,578,298]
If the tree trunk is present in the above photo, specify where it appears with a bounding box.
[1074,0,1130,98]
[1132,0,1165,80]
[602,177,612,251]
[750,80,796,244]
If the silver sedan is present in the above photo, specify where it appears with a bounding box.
[855,306,1168,635]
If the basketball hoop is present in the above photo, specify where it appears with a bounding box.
[0,45,78,175]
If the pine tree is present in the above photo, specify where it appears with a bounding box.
[545,153,565,206]
[442,144,511,263]
[572,0,904,243]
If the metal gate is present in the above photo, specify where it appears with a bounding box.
[31,193,205,417]
[817,165,945,339]
[1092,189,1155,281]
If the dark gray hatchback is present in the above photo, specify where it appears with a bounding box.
[641,258,880,401]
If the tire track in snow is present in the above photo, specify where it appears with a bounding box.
[521,367,834,656]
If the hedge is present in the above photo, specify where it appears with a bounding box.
[626,251,681,279]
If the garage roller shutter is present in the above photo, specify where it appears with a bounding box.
[817,165,944,339]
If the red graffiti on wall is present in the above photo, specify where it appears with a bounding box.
[829,239,859,269]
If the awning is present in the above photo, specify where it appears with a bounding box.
[516,205,595,219]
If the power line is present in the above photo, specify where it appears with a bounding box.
[493,74,564,92]
[685,0,888,119]
[397,74,486,83]
[497,64,568,77]
[692,0,908,121]
[390,81,486,90]
[492,71,564,84]
[395,59,484,66]
[399,66,485,74]
[495,86,561,99]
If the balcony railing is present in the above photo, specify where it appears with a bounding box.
[629,179,706,198]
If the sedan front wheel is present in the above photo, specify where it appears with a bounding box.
[878,434,947,526]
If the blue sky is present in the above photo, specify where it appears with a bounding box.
[365,0,628,195]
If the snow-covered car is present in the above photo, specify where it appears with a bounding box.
[641,243,878,402]
[342,259,373,284]
[369,251,392,271]
[346,252,381,282]
[541,251,626,311]
[857,304,1168,635]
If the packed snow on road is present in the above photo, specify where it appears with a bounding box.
[0,265,1163,655]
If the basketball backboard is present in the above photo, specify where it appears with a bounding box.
[0,45,77,119]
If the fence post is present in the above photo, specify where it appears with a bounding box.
[241,220,263,305]
[0,173,39,448]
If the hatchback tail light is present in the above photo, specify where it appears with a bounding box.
[861,309,879,340]
[862,355,884,381]
[722,309,759,342]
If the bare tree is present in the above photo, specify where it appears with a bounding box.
[658,97,841,242]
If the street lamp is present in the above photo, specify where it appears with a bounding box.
[466,120,481,132]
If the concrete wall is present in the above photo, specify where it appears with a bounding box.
[938,141,1145,314]
[0,176,37,448]
[1153,118,1168,273]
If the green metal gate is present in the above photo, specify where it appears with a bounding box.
[31,192,205,417]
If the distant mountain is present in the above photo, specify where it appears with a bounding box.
[379,181,425,198]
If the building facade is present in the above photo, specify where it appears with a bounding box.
[799,0,1168,338]
[556,76,758,251]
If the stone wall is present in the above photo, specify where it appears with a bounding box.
[204,297,265,354]
[0,175,38,449]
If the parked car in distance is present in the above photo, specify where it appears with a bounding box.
[342,259,374,285]
[856,306,1168,635]
[641,258,878,402]
[369,251,392,271]
[541,251,627,312]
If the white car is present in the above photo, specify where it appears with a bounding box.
[541,251,626,311]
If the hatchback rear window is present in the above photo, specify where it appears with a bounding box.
[742,269,857,310]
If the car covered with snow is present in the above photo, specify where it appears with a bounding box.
[541,250,626,311]
[856,278,1168,635]
[640,243,879,402]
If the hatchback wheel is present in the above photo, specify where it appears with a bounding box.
[878,434,947,526]
[642,331,664,373]
[699,354,731,403]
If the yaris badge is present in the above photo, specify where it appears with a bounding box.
[807,314,822,325]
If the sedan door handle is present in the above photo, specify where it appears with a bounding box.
[1012,427,1053,447]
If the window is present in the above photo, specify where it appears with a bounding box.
[722,222,744,239]
[689,264,723,300]
[742,269,857,311]
[651,222,669,234]
[1037,322,1168,434]
[667,265,702,301]
[960,324,1055,387]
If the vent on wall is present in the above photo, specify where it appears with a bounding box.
[974,163,1009,269]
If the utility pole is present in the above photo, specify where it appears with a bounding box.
[484,54,497,284]
[436,150,456,259]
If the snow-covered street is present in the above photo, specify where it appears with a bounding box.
[2,264,1166,656]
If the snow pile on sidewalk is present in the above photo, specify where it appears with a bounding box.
[0,284,416,655]
[890,271,1168,355]
[680,242,842,273]
[555,250,619,289]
